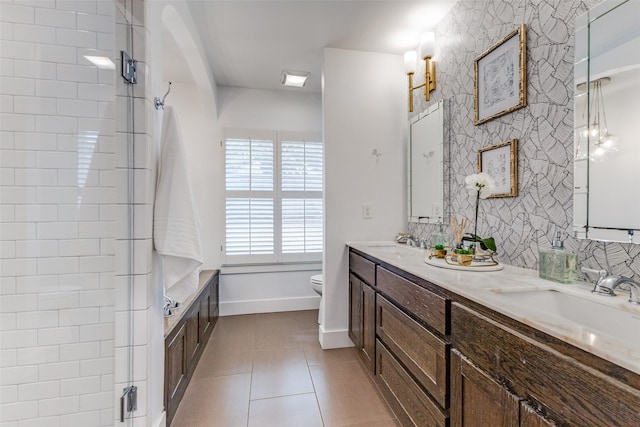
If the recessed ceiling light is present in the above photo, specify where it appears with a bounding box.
[281,70,310,88]
[84,55,116,70]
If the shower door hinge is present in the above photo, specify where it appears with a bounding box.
[120,385,137,422]
[121,50,137,84]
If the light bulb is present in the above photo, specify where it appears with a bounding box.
[404,50,417,74]
[419,32,435,59]
[591,145,606,160]
[600,133,619,150]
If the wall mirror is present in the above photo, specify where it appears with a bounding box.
[409,99,449,224]
[573,0,640,243]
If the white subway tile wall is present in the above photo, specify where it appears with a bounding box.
[0,0,139,425]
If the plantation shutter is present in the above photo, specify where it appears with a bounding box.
[224,130,323,265]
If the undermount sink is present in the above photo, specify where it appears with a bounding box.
[363,243,422,260]
[490,288,640,343]
[362,242,398,247]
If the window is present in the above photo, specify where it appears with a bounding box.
[224,129,323,265]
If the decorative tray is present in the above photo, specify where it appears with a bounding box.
[424,255,504,272]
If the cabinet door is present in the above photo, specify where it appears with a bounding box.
[361,281,376,372]
[451,349,520,427]
[185,305,201,369]
[520,403,555,427]
[349,273,362,348]
[210,273,219,327]
[199,286,211,338]
[165,323,187,426]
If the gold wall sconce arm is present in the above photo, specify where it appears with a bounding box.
[407,57,436,112]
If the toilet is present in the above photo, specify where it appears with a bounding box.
[310,274,324,324]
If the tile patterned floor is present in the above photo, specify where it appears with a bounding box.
[170,310,399,427]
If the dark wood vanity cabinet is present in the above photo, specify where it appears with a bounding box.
[348,250,451,426]
[164,270,219,426]
[348,248,640,427]
[451,302,640,427]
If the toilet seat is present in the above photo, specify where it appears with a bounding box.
[311,274,323,296]
[310,274,324,325]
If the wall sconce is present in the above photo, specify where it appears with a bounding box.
[404,32,436,112]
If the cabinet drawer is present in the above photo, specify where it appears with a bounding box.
[376,340,448,427]
[377,295,448,408]
[377,267,448,335]
[349,251,376,286]
[452,303,640,426]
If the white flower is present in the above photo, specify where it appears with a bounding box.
[465,172,496,199]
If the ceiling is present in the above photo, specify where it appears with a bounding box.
[163,1,457,93]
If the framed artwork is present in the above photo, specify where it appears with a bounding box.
[478,139,518,198]
[474,24,527,125]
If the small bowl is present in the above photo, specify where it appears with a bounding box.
[433,248,447,259]
[457,254,473,266]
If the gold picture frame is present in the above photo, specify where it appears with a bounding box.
[474,24,527,125]
[478,139,518,198]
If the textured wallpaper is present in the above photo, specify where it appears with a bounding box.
[408,0,640,281]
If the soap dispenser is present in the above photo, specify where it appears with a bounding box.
[431,221,450,248]
[538,228,578,284]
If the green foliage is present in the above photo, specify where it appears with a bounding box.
[466,234,497,252]
[434,244,444,250]
[456,249,471,255]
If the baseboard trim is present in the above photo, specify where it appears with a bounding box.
[153,412,166,427]
[220,295,320,316]
[319,325,355,349]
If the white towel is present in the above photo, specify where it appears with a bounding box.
[153,106,203,299]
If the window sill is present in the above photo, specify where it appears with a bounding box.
[220,261,322,275]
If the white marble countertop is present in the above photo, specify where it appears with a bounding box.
[348,241,640,376]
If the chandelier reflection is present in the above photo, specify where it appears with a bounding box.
[576,77,618,162]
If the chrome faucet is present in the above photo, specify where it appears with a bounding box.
[405,236,418,247]
[581,267,613,296]
[609,277,640,305]
[582,267,640,304]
